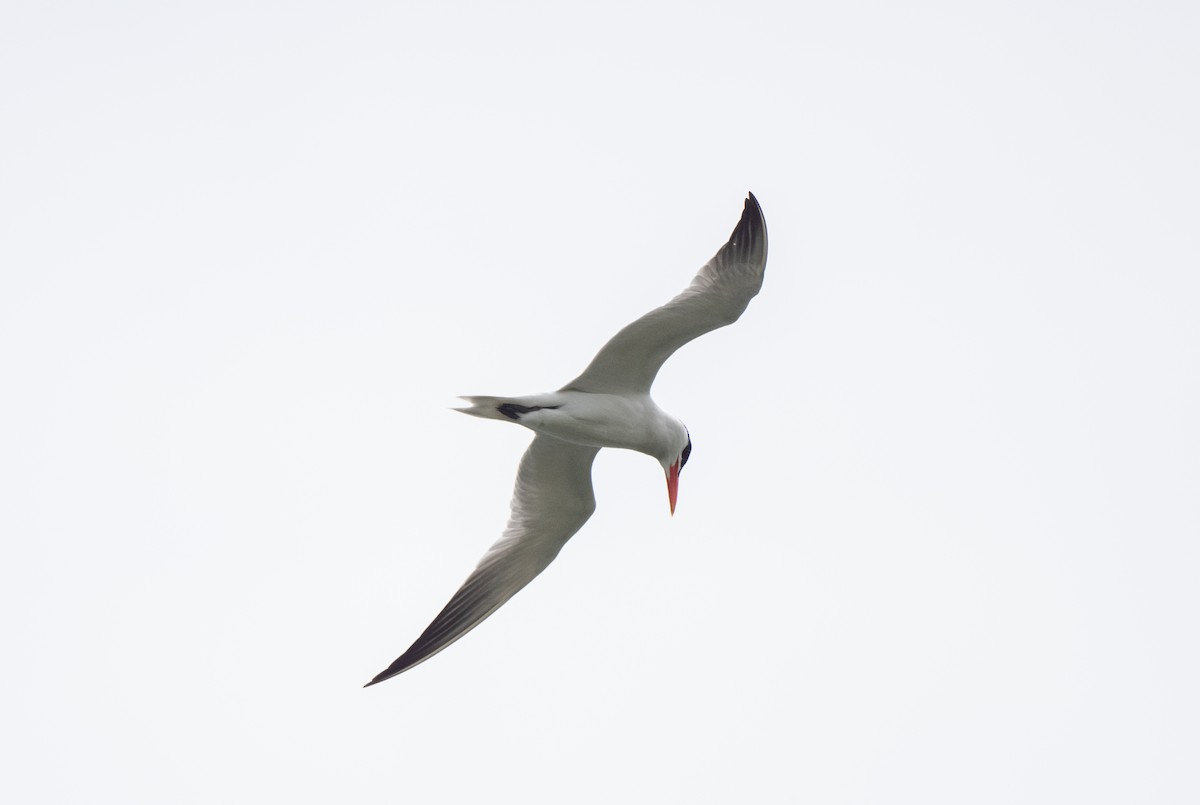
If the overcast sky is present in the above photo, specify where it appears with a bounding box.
[3,2,1198,803]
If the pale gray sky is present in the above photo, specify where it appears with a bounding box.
[3,2,1198,803]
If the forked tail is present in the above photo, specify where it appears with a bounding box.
[453,396,511,421]
[454,396,562,422]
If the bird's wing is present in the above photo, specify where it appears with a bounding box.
[366,435,600,685]
[562,192,768,395]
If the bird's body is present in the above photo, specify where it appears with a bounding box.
[367,193,768,686]
[457,391,686,459]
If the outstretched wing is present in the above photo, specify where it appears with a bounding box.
[366,436,600,685]
[563,193,768,396]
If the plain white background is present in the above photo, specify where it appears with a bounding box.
[3,1,1197,802]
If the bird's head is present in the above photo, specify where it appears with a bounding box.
[661,428,692,516]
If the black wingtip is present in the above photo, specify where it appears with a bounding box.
[744,192,764,231]
[723,191,767,265]
[743,191,763,225]
[363,658,408,688]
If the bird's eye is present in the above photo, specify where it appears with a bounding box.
[681,438,692,468]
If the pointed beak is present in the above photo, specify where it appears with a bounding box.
[666,460,680,516]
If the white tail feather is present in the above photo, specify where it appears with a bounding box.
[453,396,511,421]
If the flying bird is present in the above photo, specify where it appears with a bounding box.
[366,193,768,685]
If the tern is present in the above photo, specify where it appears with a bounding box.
[367,193,768,685]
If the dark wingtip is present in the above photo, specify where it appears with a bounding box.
[723,192,767,265]
[743,191,764,227]
[363,656,410,688]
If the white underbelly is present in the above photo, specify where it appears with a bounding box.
[522,392,669,455]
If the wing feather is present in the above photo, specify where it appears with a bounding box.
[366,436,599,684]
[563,193,768,395]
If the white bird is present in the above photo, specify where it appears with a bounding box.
[366,193,768,685]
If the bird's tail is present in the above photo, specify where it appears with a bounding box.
[453,396,513,421]
[454,395,564,422]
